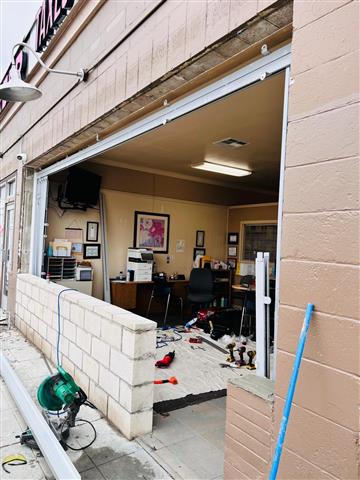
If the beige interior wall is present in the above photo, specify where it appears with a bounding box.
[47,204,102,299]
[103,189,228,279]
[47,187,228,299]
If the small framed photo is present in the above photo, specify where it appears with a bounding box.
[228,232,239,245]
[196,230,205,247]
[228,245,237,257]
[228,258,237,270]
[83,243,101,259]
[193,247,206,260]
[86,222,99,242]
[71,243,83,254]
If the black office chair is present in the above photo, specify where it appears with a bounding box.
[187,268,215,312]
[146,276,183,325]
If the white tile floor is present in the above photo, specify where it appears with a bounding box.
[1,327,226,480]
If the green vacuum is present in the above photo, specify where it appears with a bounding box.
[19,366,89,450]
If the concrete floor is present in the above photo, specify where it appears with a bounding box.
[0,327,226,480]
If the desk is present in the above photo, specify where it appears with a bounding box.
[110,279,188,315]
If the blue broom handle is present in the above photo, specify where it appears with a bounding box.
[269,303,314,480]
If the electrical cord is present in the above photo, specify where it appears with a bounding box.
[156,329,182,348]
[60,417,97,451]
[56,288,78,366]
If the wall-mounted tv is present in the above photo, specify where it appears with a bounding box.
[58,167,101,210]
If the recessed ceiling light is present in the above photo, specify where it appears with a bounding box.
[191,162,252,177]
[214,138,248,148]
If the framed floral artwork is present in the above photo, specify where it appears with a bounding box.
[134,211,170,253]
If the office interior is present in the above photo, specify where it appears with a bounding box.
[44,72,284,395]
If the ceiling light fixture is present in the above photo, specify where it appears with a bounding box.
[0,42,87,103]
[191,162,252,177]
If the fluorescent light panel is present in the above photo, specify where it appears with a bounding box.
[191,162,252,177]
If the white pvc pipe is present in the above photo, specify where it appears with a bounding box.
[0,352,80,480]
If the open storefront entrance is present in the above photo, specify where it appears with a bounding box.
[30,45,290,408]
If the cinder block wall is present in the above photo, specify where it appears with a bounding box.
[14,274,157,440]
[224,377,274,479]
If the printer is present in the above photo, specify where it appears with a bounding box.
[126,248,154,281]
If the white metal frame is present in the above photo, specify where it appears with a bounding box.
[255,251,271,378]
[30,45,291,372]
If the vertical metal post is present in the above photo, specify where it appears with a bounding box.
[99,193,110,303]
[264,252,271,378]
[256,252,271,378]
[29,175,48,276]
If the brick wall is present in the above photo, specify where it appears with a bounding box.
[224,377,274,479]
[14,274,157,440]
[275,0,359,478]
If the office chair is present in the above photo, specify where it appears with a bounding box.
[146,276,183,326]
[187,268,215,312]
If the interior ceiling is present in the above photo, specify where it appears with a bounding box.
[93,71,285,193]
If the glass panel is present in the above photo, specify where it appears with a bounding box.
[243,224,277,262]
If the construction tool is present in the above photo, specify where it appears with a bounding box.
[219,363,240,369]
[190,345,205,350]
[155,350,175,368]
[2,454,27,474]
[197,336,228,354]
[269,303,314,480]
[18,365,94,450]
[236,345,247,366]
[189,337,202,343]
[154,377,178,385]
[226,342,236,363]
[246,350,256,370]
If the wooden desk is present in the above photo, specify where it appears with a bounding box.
[110,279,188,314]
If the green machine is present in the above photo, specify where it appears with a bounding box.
[19,366,88,450]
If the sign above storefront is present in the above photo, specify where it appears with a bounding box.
[0,0,75,113]
[35,0,75,52]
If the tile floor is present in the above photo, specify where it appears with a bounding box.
[1,327,226,479]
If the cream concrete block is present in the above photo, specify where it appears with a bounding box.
[28,299,35,314]
[111,312,156,332]
[276,351,358,430]
[280,260,359,319]
[25,281,32,296]
[35,302,44,320]
[60,337,69,358]
[34,332,42,350]
[274,396,358,479]
[63,319,76,341]
[70,303,85,328]
[281,211,360,264]
[74,369,90,395]
[82,353,99,383]
[293,0,352,29]
[31,285,40,302]
[23,309,30,325]
[119,381,154,413]
[84,311,101,337]
[291,1,358,76]
[89,381,108,415]
[92,338,110,367]
[47,327,57,347]
[69,342,83,369]
[111,349,155,386]
[288,50,359,121]
[108,397,132,439]
[283,157,359,213]
[61,356,75,377]
[76,327,92,354]
[38,319,47,339]
[99,366,120,400]
[101,319,122,350]
[277,306,359,376]
[129,409,153,438]
[21,294,29,309]
[286,104,359,167]
[58,298,70,319]
[121,329,156,359]
[41,339,52,360]
[30,314,39,332]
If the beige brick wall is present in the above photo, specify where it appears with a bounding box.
[274,1,359,478]
[224,377,274,479]
[15,273,157,440]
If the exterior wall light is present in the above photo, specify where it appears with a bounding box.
[0,42,87,103]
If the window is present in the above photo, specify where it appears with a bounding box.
[7,180,15,198]
[242,223,277,262]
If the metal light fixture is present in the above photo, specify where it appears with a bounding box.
[0,42,86,103]
[191,161,252,177]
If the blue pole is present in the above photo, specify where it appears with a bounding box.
[269,303,314,480]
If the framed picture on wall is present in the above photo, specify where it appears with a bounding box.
[228,232,239,244]
[193,247,206,260]
[86,221,99,242]
[196,230,205,247]
[228,245,237,257]
[134,211,170,253]
[83,243,101,259]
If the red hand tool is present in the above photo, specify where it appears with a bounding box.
[155,351,175,368]
[154,377,178,385]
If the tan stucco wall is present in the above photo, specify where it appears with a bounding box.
[274,1,359,478]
